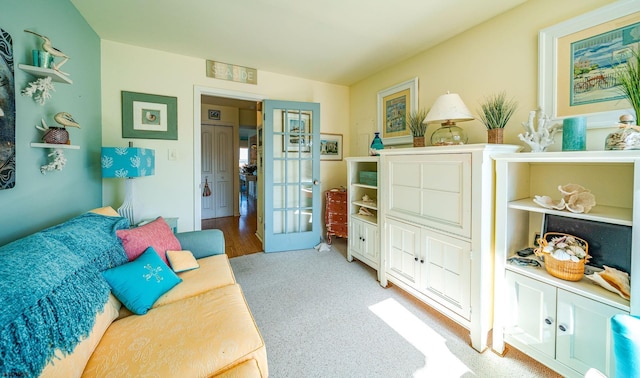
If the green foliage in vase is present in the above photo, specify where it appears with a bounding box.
[615,48,640,125]
[477,92,518,130]
[407,108,429,137]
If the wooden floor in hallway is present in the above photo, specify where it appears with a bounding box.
[201,194,263,258]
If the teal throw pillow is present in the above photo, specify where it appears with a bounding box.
[102,246,182,315]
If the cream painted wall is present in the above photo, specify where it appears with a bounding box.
[349,0,617,156]
[101,40,349,232]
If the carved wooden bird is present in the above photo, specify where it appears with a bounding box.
[24,30,70,75]
[54,112,80,128]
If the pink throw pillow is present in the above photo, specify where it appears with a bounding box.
[116,217,181,264]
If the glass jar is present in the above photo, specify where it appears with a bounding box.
[605,114,640,150]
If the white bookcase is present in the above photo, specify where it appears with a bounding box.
[346,157,380,280]
[492,151,640,378]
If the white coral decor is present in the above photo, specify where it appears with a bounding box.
[542,235,587,262]
[21,77,55,105]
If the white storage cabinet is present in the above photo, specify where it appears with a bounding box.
[492,151,640,377]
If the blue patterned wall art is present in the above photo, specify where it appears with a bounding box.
[0,28,15,190]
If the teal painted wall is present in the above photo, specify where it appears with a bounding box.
[0,0,102,245]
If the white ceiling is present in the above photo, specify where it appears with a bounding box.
[70,0,527,86]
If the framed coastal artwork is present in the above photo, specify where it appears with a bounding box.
[319,133,342,161]
[0,28,15,190]
[377,77,418,145]
[539,1,640,128]
[283,110,311,152]
[122,91,178,139]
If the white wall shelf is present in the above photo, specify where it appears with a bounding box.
[18,64,73,84]
[31,142,79,149]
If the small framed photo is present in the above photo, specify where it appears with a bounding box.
[122,91,177,140]
[283,110,311,152]
[208,109,221,120]
[320,133,343,161]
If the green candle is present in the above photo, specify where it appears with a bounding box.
[562,117,587,151]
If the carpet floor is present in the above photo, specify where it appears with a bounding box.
[230,240,560,378]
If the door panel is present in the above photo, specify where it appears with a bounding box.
[504,271,556,359]
[263,100,320,252]
[201,125,233,219]
[386,218,421,286]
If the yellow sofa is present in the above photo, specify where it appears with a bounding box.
[0,209,267,378]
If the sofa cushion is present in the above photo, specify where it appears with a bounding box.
[166,249,199,272]
[102,247,182,315]
[216,358,263,378]
[88,206,120,217]
[116,217,180,263]
[40,295,121,378]
[116,253,237,319]
[82,284,268,378]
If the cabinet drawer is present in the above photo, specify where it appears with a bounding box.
[386,154,471,238]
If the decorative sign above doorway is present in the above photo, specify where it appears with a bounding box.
[206,60,258,85]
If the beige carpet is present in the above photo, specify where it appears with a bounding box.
[230,239,560,378]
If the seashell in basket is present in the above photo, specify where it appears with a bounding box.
[533,195,566,210]
[558,183,590,201]
[586,265,631,300]
[566,191,596,214]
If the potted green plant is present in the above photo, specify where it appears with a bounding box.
[407,108,429,147]
[477,92,518,144]
[615,48,640,125]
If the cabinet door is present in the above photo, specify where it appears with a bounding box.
[349,218,378,266]
[504,271,556,359]
[556,290,622,377]
[386,153,471,238]
[361,220,379,264]
[420,228,471,319]
[386,218,421,287]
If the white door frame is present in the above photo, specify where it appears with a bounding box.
[192,86,267,230]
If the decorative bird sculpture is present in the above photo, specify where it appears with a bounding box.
[24,30,70,75]
[54,112,80,128]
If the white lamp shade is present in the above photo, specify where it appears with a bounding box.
[423,92,474,124]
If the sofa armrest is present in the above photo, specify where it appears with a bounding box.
[175,229,225,259]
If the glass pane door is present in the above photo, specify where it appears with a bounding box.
[263,100,320,252]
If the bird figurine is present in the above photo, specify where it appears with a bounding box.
[54,112,80,128]
[24,30,70,75]
[35,113,79,144]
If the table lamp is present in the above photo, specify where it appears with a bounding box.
[101,145,155,226]
[423,92,474,145]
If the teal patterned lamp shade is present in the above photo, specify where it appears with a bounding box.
[101,147,155,178]
[101,147,155,226]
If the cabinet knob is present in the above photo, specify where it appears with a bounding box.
[414,257,419,262]
[420,259,424,263]
[558,324,568,332]
[544,317,554,325]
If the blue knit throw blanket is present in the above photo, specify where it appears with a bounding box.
[0,213,130,377]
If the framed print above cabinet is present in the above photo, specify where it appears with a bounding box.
[539,0,640,128]
[377,77,418,145]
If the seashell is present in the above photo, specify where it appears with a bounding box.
[586,266,631,300]
[558,183,590,200]
[566,192,596,214]
[533,195,566,210]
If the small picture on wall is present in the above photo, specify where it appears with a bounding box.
[208,109,221,120]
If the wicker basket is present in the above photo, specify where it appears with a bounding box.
[535,232,589,282]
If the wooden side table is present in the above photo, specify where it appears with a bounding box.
[325,188,347,243]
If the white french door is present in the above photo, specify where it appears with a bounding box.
[263,100,321,252]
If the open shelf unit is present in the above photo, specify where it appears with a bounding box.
[492,151,640,378]
[345,156,380,278]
